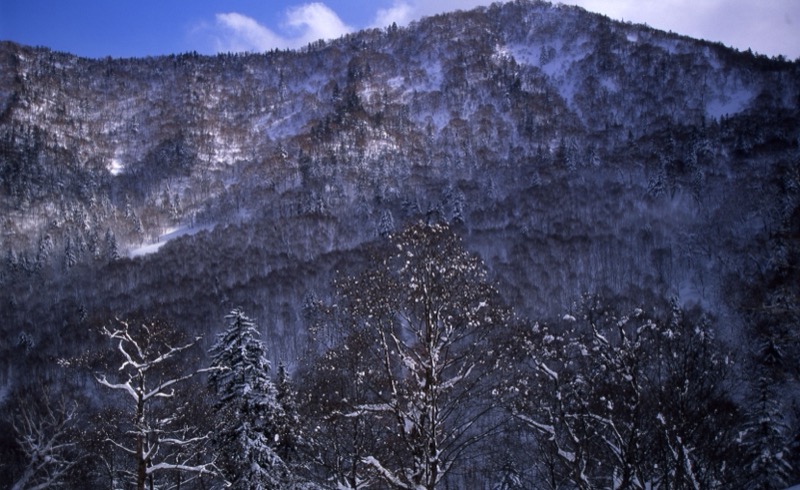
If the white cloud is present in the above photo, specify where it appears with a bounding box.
[372,0,798,58]
[208,3,352,53]
[213,12,284,52]
[370,2,414,28]
[565,0,800,58]
[369,0,497,28]
[284,3,352,45]
[204,0,798,59]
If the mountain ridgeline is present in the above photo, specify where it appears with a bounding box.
[1,0,798,371]
[0,0,799,486]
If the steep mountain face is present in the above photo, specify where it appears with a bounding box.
[0,0,798,378]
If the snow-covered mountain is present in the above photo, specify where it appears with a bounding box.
[0,0,797,381]
[2,1,800,487]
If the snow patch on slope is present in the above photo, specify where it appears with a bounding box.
[421,59,444,91]
[128,225,212,257]
[108,158,124,176]
[504,39,589,104]
[706,86,755,118]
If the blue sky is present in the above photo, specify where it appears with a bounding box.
[1,0,798,59]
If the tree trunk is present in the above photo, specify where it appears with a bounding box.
[10,465,35,490]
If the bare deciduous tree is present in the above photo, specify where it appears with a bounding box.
[313,222,515,489]
[95,319,218,490]
[10,389,78,490]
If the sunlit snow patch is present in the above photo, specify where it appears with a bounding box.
[128,225,211,258]
[706,87,755,118]
[109,158,124,176]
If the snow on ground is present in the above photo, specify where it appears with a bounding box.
[108,158,124,176]
[128,225,212,257]
[421,59,444,91]
[504,38,589,105]
[706,86,755,118]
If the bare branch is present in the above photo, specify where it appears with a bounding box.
[10,393,79,490]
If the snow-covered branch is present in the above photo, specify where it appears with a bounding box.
[362,456,413,490]
[343,403,394,418]
[146,460,217,476]
[95,375,138,401]
[96,320,216,489]
[11,394,79,490]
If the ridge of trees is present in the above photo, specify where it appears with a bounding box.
[2,221,796,488]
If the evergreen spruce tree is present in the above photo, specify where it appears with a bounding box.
[6,248,18,273]
[104,229,120,262]
[740,368,793,489]
[494,452,525,490]
[208,308,287,489]
[63,236,77,271]
[274,361,302,462]
[378,209,395,237]
[450,190,465,225]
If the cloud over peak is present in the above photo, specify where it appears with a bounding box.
[205,0,494,54]
[370,2,414,28]
[284,2,352,43]
[210,3,352,53]
[213,12,281,52]
[198,0,798,58]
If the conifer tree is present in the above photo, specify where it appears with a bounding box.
[104,229,120,262]
[208,308,287,489]
[275,361,302,463]
[740,364,794,489]
[378,209,395,237]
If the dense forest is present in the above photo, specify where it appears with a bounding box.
[1,0,799,488]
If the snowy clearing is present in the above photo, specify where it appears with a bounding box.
[128,225,212,257]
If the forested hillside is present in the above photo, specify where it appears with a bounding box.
[0,0,798,487]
